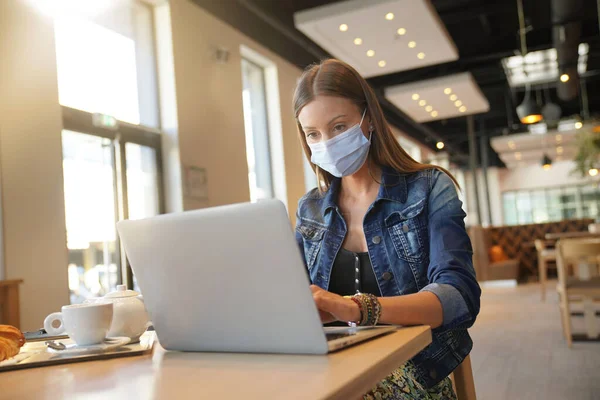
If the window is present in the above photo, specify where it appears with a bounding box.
[54,1,159,126]
[241,58,274,202]
[502,183,600,225]
[55,2,164,301]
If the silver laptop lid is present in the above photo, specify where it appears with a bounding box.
[117,199,329,354]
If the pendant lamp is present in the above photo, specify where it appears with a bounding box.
[517,85,543,124]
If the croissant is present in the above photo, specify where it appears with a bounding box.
[0,325,25,362]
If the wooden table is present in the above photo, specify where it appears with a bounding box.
[0,279,23,328]
[545,231,600,240]
[0,326,432,400]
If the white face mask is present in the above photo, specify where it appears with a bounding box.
[308,109,371,178]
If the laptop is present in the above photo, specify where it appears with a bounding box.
[116,199,395,354]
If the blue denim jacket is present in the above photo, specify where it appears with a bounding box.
[295,167,481,388]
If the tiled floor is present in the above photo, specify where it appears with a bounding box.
[469,281,600,400]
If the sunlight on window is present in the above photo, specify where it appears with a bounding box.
[54,16,140,124]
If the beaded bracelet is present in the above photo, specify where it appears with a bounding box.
[345,293,382,326]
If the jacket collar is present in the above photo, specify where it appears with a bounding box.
[322,165,408,216]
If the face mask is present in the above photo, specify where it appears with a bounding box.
[308,109,371,178]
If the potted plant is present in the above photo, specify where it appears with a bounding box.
[572,127,600,232]
[572,126,600,178]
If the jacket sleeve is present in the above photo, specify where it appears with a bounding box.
[295,208,308,269]
[419,170,481,330]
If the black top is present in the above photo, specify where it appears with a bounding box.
[328,248,381,297]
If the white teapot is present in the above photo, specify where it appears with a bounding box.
[86,285,150,342]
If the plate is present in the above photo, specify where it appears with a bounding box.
[47,337,130,355]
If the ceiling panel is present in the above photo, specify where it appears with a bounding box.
[294,0,458,78]
[384,72,490,122]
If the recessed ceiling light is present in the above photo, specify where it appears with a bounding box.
[560,73,570,82]
[575,121,583,129]
[459,106,467,112]
[455,100,463,107]
[354,38,362,45]
[378,60,386,67]
[556,134,562,142]
[508,141,516,149]
[408,41,416,48]
[444,88,452,95]
[417,52,425,59]
[556,146,564,154]
[412,94,420,100]
[397,28,406,36]
[515,152,522,160]
[425,105,433,112]
[339,24,348,32]
[431,111,439,118]
[385,13,394,20]
[449,94,457,101]
[419,100,426,107]
[436,141,444,149]
[366,49,375,57]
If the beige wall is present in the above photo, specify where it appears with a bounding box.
[169,0,306,220]
[0,0,69,330]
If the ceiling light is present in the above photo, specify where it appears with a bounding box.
[378,60,387,67]
[425,105,433,112]
[431,111,438,117]
[556,146,563,154]
[515,152,522,160]
[560,73,570,83]
[449,94,457,101]
[353,38,362,45]
[417,52,425,59]
[589,168,599,177]
[366,50,375,57]
[385,13,394,20]
[508,141,516,150]
[408,41,416,48]
[555,134,562,143]
[412,94,420,100]
[575,121,583,129]
[542,154,552,170]
[459,106,467,113]
[444,88,452,95]
[397,28,406,36]
[436,141,444,150]
[419,100,427,107]
[339,24,348,32]
[541,101,562,128]
[455,100,463,107]
[516,85,542,124]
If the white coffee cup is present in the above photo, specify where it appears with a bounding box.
[43,303,114,346]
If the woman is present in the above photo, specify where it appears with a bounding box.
[294,59,481,400]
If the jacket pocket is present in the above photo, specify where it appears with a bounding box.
[385,199,427,263]
[297,223,325,270]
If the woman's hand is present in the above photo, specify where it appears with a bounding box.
[310,285,361,324]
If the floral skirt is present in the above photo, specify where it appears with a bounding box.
[363,361,457,400]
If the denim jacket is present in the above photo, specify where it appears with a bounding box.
[295,167,481,388]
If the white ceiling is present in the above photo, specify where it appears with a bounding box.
[294,0,458,78]
[384,72,490,122]
[491,128,580,168]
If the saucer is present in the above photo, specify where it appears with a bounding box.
[47,337,130,355]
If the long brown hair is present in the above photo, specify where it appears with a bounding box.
[293,59,457,192]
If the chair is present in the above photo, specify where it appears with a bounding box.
[535,239,557,301]
[469,226,519,282]
[555,238,600,347]
[451,354,477,400]
[0,279,23,328]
